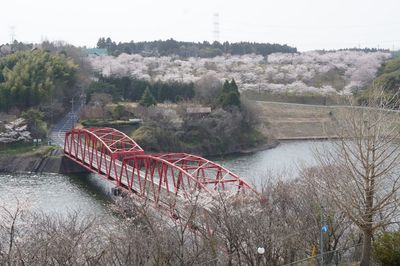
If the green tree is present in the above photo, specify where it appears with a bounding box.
[139,87,157,107]
[219,79,241,108]
[0,50,78,112]
[21,108,47,138]
[222,91,241,108]
[229,78,239,94]
[222,80,231,94]
[97,37,106,48]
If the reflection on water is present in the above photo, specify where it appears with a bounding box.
[214,140,331,186]
[0,172,114,216]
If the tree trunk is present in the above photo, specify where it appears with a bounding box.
[360,230,372,266]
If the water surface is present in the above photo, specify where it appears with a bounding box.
[0,140,329,214]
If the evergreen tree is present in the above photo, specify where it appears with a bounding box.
[139,87,157,107]
[229,78,239,94]
[222,80,231,94]
[222,91,241,108]
[97,37,106,48]
[219,79,241,108]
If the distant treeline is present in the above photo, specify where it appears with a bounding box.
[87,75,194,103]
[96,37,297,57]
[320,47,391,53]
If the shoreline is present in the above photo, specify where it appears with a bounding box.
[0,136,334,175]
[276,136,338,141]
[0,148,88,175]
[233,139,280,155]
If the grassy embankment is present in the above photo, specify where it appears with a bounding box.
[254,100,338,140]
[243,90,347,105]
[253,99,400,140]
[0,142,55,156]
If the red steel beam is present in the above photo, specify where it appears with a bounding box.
[64,127,258,212]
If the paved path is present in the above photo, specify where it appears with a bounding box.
[255,100,400,113]
[49,96,85,147]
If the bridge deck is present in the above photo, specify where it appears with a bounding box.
[64,127,257,217]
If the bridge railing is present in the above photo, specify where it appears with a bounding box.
[64,127,258,217]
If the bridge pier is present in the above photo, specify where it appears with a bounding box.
[59,155,90,174]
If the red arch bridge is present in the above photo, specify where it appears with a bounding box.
[64,127,257,216]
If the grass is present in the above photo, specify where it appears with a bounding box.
[80,119,141,127]
[79,120,141,137]
[243,90,346,105]
[0,142,55,156]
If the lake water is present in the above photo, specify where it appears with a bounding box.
[0,140,329,215]
[0,172,114,216]
[215,140,330,186]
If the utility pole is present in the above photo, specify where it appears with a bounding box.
[320,205,327,266]
[71,97,75,129]
[213,13,220,43]
[9,26,16,52]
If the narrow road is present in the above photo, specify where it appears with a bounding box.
[255,100,400,113]
[49,96,85,147]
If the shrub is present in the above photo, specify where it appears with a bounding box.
[373,231,400,266]
[112,104,126,120]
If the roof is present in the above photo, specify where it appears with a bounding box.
[82,48,108,56]
[186,107,212,114]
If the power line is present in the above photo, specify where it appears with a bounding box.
[213,13,220,42]
[9,26,16,43]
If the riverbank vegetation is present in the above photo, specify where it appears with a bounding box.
[0,142,54,156]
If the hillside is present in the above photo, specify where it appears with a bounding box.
[89,51,391,96]
[254,101,337,139]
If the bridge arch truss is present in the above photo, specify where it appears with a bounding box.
[64,127,257,210]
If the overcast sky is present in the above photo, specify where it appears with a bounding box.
[1,0,399,51]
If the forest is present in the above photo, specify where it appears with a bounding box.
[96,37,297,57]
[0,50,78,112]
[87,75,195,103]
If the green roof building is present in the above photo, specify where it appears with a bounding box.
[82,48,108,56]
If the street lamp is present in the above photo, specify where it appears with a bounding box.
[257,247,265,266]
[257,247,265,255]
